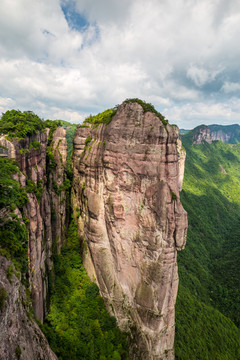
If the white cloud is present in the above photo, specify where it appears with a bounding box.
[187,65,223,87]
[0,0,240,126]
[221,82,240,94]
[164,99,240,129]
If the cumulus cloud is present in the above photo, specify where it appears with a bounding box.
[0,0,240,127]
[164,99,240,129]
[186,65,223,87]
[221,82,240,94]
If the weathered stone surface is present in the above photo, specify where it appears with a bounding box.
[192,125,212,144]
[210,129,230,142]
[1,128,68,322]
[0,256,57,360]
[48,127,68,252]
[177,138,186,192]
[0,136,15,158]
[72,102,188,359]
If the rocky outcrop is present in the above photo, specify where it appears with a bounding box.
[0,256,57,360]
[209,124,240,144]
[177,138,186,192]
[47,127,69,252]
[0,128,68,321]
[210,129,231,143]
[192,125,213,144]
[72,101,188,359]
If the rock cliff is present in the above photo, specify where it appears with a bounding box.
[209,124,240,144]
[72,101,188,359]
[9,128,68,321]
[0,126,68,358]
[192,125,213,144]
[0,256,57,360]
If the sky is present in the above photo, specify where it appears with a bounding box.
[0,0,240,128]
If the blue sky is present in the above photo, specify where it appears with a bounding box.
[0,0,240,128]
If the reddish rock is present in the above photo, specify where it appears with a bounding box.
[72,101,188,360]
[0,256,57,360]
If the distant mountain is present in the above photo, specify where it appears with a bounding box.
[209,124,240,143]
[180,124,240,144]
[179,129,190,135]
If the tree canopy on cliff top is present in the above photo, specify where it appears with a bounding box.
[0,110,61,139]
[82,99,168,127]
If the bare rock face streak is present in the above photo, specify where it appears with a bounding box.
[0,128,68,322]
[0,256,57,360]
[72,102,188,359]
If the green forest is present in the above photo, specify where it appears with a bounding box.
[41,221,129,360]
[175,131,240,359]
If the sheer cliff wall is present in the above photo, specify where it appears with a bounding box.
[12,127,68,321]
[0,127,68,359]
[72,102,188,360]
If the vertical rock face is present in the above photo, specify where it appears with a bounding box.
[0,128,68,321]
[177,138,186,192]
[210,129,231,143]
[192,125,213,144]
[0,256,57,360]
[72,102,188,359]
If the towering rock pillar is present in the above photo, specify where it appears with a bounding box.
[72,101,188,359]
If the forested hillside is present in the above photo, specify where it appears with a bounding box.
[175,132,240,359]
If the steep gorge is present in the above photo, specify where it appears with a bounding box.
[0,102,187,360]
[72,101,187,359]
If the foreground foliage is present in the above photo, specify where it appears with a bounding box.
[0,109,61,140]
[0,157,28,275]
[41,220,130,360]
[175,135,240,359]
[0,110,45,139]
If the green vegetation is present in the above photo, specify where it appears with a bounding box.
[0,158,23,209]
[176,285,240,360]
[0,110,45,139]
[19,141,41,154]
[41,220,130,360]
[44,120,61,141]
[175,134,240,359]
[15,346,22,359]
[84,108,117,126]
[0,287,7,311]
[29,140,41,150]
[123,98,168,126]
[52,178,71,195]
[85,136,92,146]
[0,158,28,278]
[2,106,240,358]
[59,120,77,169]
[209,124,240,144]
[0,109,63,143]
[171,191,177,201]
[26,179,43,201]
